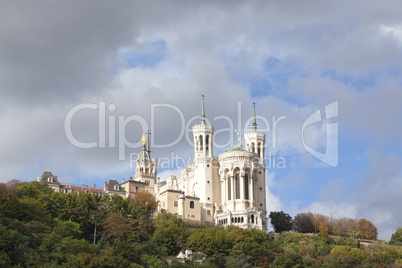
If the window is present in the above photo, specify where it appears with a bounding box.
[227,175,231,201]
[244,174,249,199]
[199,135,203,151]
[251,142,255,153]
[207,210,211,215]
[235,173,240,199]
[206,135,209,151]
[257,142,261,157]
[163,202,165,208]
[191,215,195,218]
[174,201,178,207]
[190,201,195,209]
[145,180,150,186]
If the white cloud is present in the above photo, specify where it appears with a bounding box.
[380,24,402,43]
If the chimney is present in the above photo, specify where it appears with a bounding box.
[104,182,107,190]
[130,177,132,181]
[122,178,124,183]
[93,184,96,189]
[55,175,58,180]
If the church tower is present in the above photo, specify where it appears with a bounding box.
[135,131,158,194]
[192,95,220,221]
[244,102,266,162]
[244,102,267,223]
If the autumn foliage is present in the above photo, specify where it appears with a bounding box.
[293,212,378,240]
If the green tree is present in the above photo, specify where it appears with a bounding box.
[269,211,293,233]
[390,227,402,245]
[9,181,53,200]
[187,227,232,257]
[128,200,155,242]
[151,215,188,256]
[227,227,282,265]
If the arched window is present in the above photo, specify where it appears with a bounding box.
[251,215,254,224]
[199,135,203,151]
[257,142,261,157]
[244,174,249,200]
[206,135,209,151]
[190,201,195,209]
[135,187,139,193]
[251,142,255,153]
[235,173,240,199]
[227,174,231,201]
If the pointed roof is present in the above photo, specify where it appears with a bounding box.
[201,94,206,125]
[252,102,257,131]
[39,170,60,184]
[106,179,125,192]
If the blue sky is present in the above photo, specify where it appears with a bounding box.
[0,1,401,241]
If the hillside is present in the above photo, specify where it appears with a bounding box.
[0,180,401,267]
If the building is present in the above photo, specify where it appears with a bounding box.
[152,96,268,230]
[40,96,268,231]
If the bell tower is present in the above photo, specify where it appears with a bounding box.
[244,102,266,162]
[193,95,214,161]
[192,95,219,221]
[135,131,158,194]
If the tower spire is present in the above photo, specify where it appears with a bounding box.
[146,130,151,153]
[252,102,257,131]
[201,94,206,124]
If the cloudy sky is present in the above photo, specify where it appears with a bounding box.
[1,1,401,240]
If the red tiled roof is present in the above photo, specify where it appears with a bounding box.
[60,185,105,193]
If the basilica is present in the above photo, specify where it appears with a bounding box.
[39,96,268,231]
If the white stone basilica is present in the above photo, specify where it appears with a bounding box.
[151,96,268,230]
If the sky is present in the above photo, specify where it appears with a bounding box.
[1,1,402,241]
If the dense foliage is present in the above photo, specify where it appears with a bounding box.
[292,212,378,239]
[269,211,293,233]
[0,180,400,267]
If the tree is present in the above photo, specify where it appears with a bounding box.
[187,227,232,257]
[103,213,133,243]
[293,212,315,233]
[227,227,282,266]
[356,219,377,240]
[390,228,402,245]
[133,191,158,212]
[269,211,293,233]
[151,214,188,256]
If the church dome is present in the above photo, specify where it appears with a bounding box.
[230,144,247,152]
